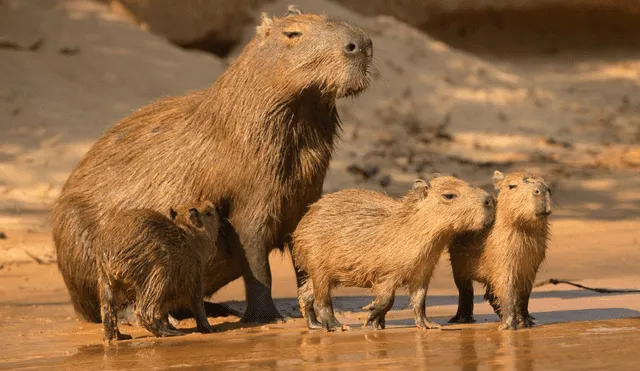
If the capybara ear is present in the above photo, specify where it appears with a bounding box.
[285,5,303,16]
[169,208,178,221]
[412,179,429,198]
[492,170,505,190]
[189,208,203,228]
[431,172,443,179]
[256,12,273,38]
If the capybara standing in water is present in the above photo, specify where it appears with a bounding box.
[51,6,374,324]
[97,201,219,342]
[292,175,495,331]
[448,171,551,330]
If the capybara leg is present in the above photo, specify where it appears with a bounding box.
[192,293,218,334]
[364,289,395,330]
[448,277,475,324]
[484,284,502,319]
[497,285,518,331]
[238,235,282,324]
[296,272,322,329]
[313,278,343,332]
[410,287,441,330]
[517,289,535,328]
[100,281,131,342]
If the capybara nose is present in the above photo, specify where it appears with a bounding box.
[343,37,373,58]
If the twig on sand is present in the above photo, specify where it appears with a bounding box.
[534,278,640,294]
[20,248,56,265]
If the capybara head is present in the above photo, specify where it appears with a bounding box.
[246,5,374,98]
[170,200,219,235]
[492,171,552,224]
[407,174,495,233]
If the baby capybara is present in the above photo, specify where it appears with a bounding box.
[97,200,219,342]
[52,5,374,324]
[293,175,495,331]
[448,171,551,330]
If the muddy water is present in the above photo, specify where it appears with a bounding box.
[1,317,638,370]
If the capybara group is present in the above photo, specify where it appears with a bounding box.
[448,171,552,330]
[97,200,219,342]
[293,175,495,331]
[52,6,373,324]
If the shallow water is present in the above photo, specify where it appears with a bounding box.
[2,318,639,370]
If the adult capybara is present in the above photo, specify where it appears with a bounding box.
[292,175,495,331]
[52,5,374,324]
[448,171,551,330]
[98,201,219,342]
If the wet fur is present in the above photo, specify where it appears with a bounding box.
[293,176,494,331]
[448,171,551,330]
[97,201,219,341]
[51,7,374,324]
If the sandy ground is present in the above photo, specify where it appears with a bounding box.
[0,0,639,369]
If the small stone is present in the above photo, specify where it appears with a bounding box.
[379,175,391,188]
[0,232,6,239]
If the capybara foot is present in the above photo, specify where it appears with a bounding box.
[197,322,219,334]
[116,330,132,340]
[499,316,518,331]
[417,320,442,330]
[306,317,323,330]
[322,317,344,332]
[364,309,389,330]
[518,315,535,328]
[448,314,476,324]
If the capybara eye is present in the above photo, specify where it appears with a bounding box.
[283,31,302,39]
[508,184,517,190]
[442,193,457,200]
[206,212,213,216]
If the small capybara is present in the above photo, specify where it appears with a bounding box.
[293,175,495,331]
[448,171,551,330]
[97,200,219,342]
[52,6,374,324]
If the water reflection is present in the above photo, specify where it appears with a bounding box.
[49,319,640,370]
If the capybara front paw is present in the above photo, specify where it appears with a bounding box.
[448,314,476,324]
[156,328,185,337]
[322,318,344,332]
[116,331,132,340]
[306,317,323,330]
[364,312,387,330]
[518,315,536,328]
[499,317,518,331]
[197,322,219,334]
[241,308,284,324]
[417,320,442,330]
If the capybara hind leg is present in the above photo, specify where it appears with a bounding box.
[313,278,342,332]
[448,277,475,324]
[410,287,441,330]
[236,233,282,324]
[364,289,395,330]
[99,282,131,342]
[192,290,218,334]
[296,272,322,329]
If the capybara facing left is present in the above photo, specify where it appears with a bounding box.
[293,175,495,331]
[97,200,219,342]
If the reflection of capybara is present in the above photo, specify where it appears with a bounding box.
[293,175,495,331]
[448,171,551,330]
[51,6,374,324]
[97,201,219,342]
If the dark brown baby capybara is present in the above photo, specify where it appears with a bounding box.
[292,175,495,331]
[51,6,374,324]
[448,171,551,330]
[97,201,219,342]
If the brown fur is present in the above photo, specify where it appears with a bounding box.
[97,200,219,342]
[292,175,495,331]
[448,171,551,330]
[51,6,374,323]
